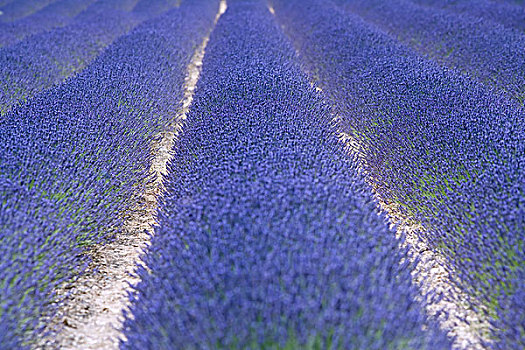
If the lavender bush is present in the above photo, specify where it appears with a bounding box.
[408,0,525,32]
[121,2,450,349]
[0,0,57,23]
[0,0,15,9]
[0,0,94,48]
[271,0,524,347]
[0,0,182,116]
[333,0,525,102]
[0,0,219,346]
[1,0,523,348]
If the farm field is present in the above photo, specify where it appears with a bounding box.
[0,0,523,349]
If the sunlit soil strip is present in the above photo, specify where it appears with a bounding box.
[267,5,491,349]
[335,118,493,349]
[39,2,227,349]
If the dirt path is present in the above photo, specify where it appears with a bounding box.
[333,99,493,350]
[38,2,227,349]
[334,112,494,349]
[267,4,492,348]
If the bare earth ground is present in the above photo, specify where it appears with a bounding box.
[335,116,493,349]
[37,2,227,349]
[270,3,493,346]
[35,2,491,348]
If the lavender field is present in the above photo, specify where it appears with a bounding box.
[0,0,523,349]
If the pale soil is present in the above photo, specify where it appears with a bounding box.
[35,2,491,348]
[268,3,493,346]
[36,2,227,349]
[335,116,493,350]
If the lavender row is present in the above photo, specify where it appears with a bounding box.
[122,2,450,348]
[0,0,219,347]
[96,0,140,11]
[0,0,56,23]
[0,0,179,116]
[498,0,525,6]
[271,0,524,347]
[333,0,525,102]
[0,0,15,9]
[0,0,94,48]
[408,0,525,32]
[133,0,183,20]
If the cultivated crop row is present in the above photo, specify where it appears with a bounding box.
[271,0,524,347]
[0,0,523,348]
[0,0,94,47]
[333,0,525,102]
[408,0,525,32]
[0,0,182,115]
[121,2,450,348]
[0,0,57,23]
[0,0,219,347]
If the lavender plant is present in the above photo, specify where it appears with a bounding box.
[497,0,525,6]
[0,0,95,48]
[0,0,15,9]
[0,0,219,347]
[132,0,182,20]
[408,0,525,32]
[0,0,57,23]
[333,0,525,102]
[271,0,524,347]
[121,2,450,349]
[0,0,182,116]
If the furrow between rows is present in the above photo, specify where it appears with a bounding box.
[270,0,524,348]
[0,1,221,348]
[120,2,450,348]
[0,0,181,116]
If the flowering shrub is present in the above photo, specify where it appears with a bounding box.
[2,0,523,348]
[0,0,182,115]
[0,0,94,48]
[408,0,525,32]
[333,0,525,102]
[121,2,450,349]
[271,0,524,347]
[0,0,56,23]
[0,0,219,347]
